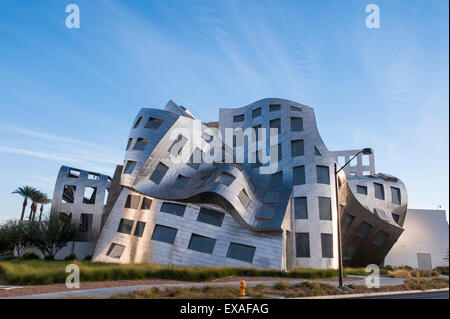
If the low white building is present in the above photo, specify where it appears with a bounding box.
[384,209,449,270]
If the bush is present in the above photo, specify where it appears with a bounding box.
[434,266,449,275]
[64,254,77,261]
[387,269,411,278]
[22,253,40,260]
[273,280,289,290]
[383,265,394,271]
[84,255,93,261]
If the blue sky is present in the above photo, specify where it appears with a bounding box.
[0,0,448,222]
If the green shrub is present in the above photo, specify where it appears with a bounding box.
[64,254,77,261]
[383,265,394,271]
[22,253,41,260]
[273,280,289,290]
[434,266,448,275]
[84,255,93,261]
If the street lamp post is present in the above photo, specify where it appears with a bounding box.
[334,148,373,290]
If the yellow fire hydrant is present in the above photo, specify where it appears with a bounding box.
[240,280,246,296]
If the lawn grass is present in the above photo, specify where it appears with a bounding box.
[109,278,449,299]
[0,259,365,285]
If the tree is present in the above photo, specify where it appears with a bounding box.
[36,193,52,222]
[0,220,32,257]
[26,214,78,259]
[11,186,38,221]
[29,190,44,221]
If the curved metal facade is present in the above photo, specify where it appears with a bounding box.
[50,98,408,269]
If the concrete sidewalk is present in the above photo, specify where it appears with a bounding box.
[3,276,406,299]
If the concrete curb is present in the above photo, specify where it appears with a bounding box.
[290,288,449,299]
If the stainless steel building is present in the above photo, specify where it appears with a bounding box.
[50,98,408,269]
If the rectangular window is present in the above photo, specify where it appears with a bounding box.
[357,185,368,195]
[215,172,235,186]
[294,197,308,219]
[293,166,306,185]
[160,202,186,217]
[295,233,310,257]
[188,148,204,170]
[197,208,224,227]
[372,231,389,247]
[238,189,251,208]
[83,187,97,204]
[374,183,385,200]
[106,243,125,259]
[316,165,330,184]
[269,104,281,112]
[144,117,163,130]
[62,185,76,204]
[117,218,134,234]
[151,225,178,244]
[290,117,303,132]
[290,105,302,112]
[356,222,373,238]
[269,171,283,187]
[67,168,80,178]
[391,187,401,204]
[123,161,137,175]
[252,107,261,118]
[124,195,140,209]
[342,214,355,230]
[321,233,333,258]
[141,197,152,210]
[188,234,216,254]
[270,143,282,162]
[291,140,304,157]
[318,197,332,220]
[79,213,93,233]
[133,221,146,237]
[174,175,190,189]
[169,135,188,156]
[252,124,262,143]
[344,245,356,260]
[233,114,244,122]
[88,173,100,180]
[150,162,169,184]
[226,243,256,263]
[270,118,281,135]
[133,138,150,151]
[133,116,143,128]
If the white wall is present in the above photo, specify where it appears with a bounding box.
[385,209,449,269]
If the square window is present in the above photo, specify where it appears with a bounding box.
[62,185,76,204]
[291,140,304,157]
[316,165,330,184]
[269,171,283,187]
[106,243,125,259]
[296,233,310,257]
[226,243,256,263]
[197,208,225,227]
[160,202,186,217]
[79,213,93,232]
[151,225,178,244]
[174,175,190,189]
[124,195,140,209]
[321,233,333,258]
[269,104,281,112]
[372,231,389,247]
[188,234,216,254]
[374,183,385,200]
[83,187,97,204]
[169,135,188,156]
[233,114,245,123]
[357,185,368,195]
[141,197,152,210]
[318,197,332,220]
[238,189,251,208]
[133,117,143,129]
[134,221,146,237]
[391,187,401,204]
[215,172,235,186]
[270,118,281,135]
[117,218,134,234]
[150,162,169,184]
[144,117,163,130]
[293,166,305,185]
[123,161,137,175]
[294,197,308,219]
[133,138,150,151]
[252,107,261,118]
[342,214,355,230]
[356,222,373,238]
[291,117,303,132]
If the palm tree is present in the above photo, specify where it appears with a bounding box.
[36,193,52,222]
[29,190,43,221]
[11,186,38,221]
